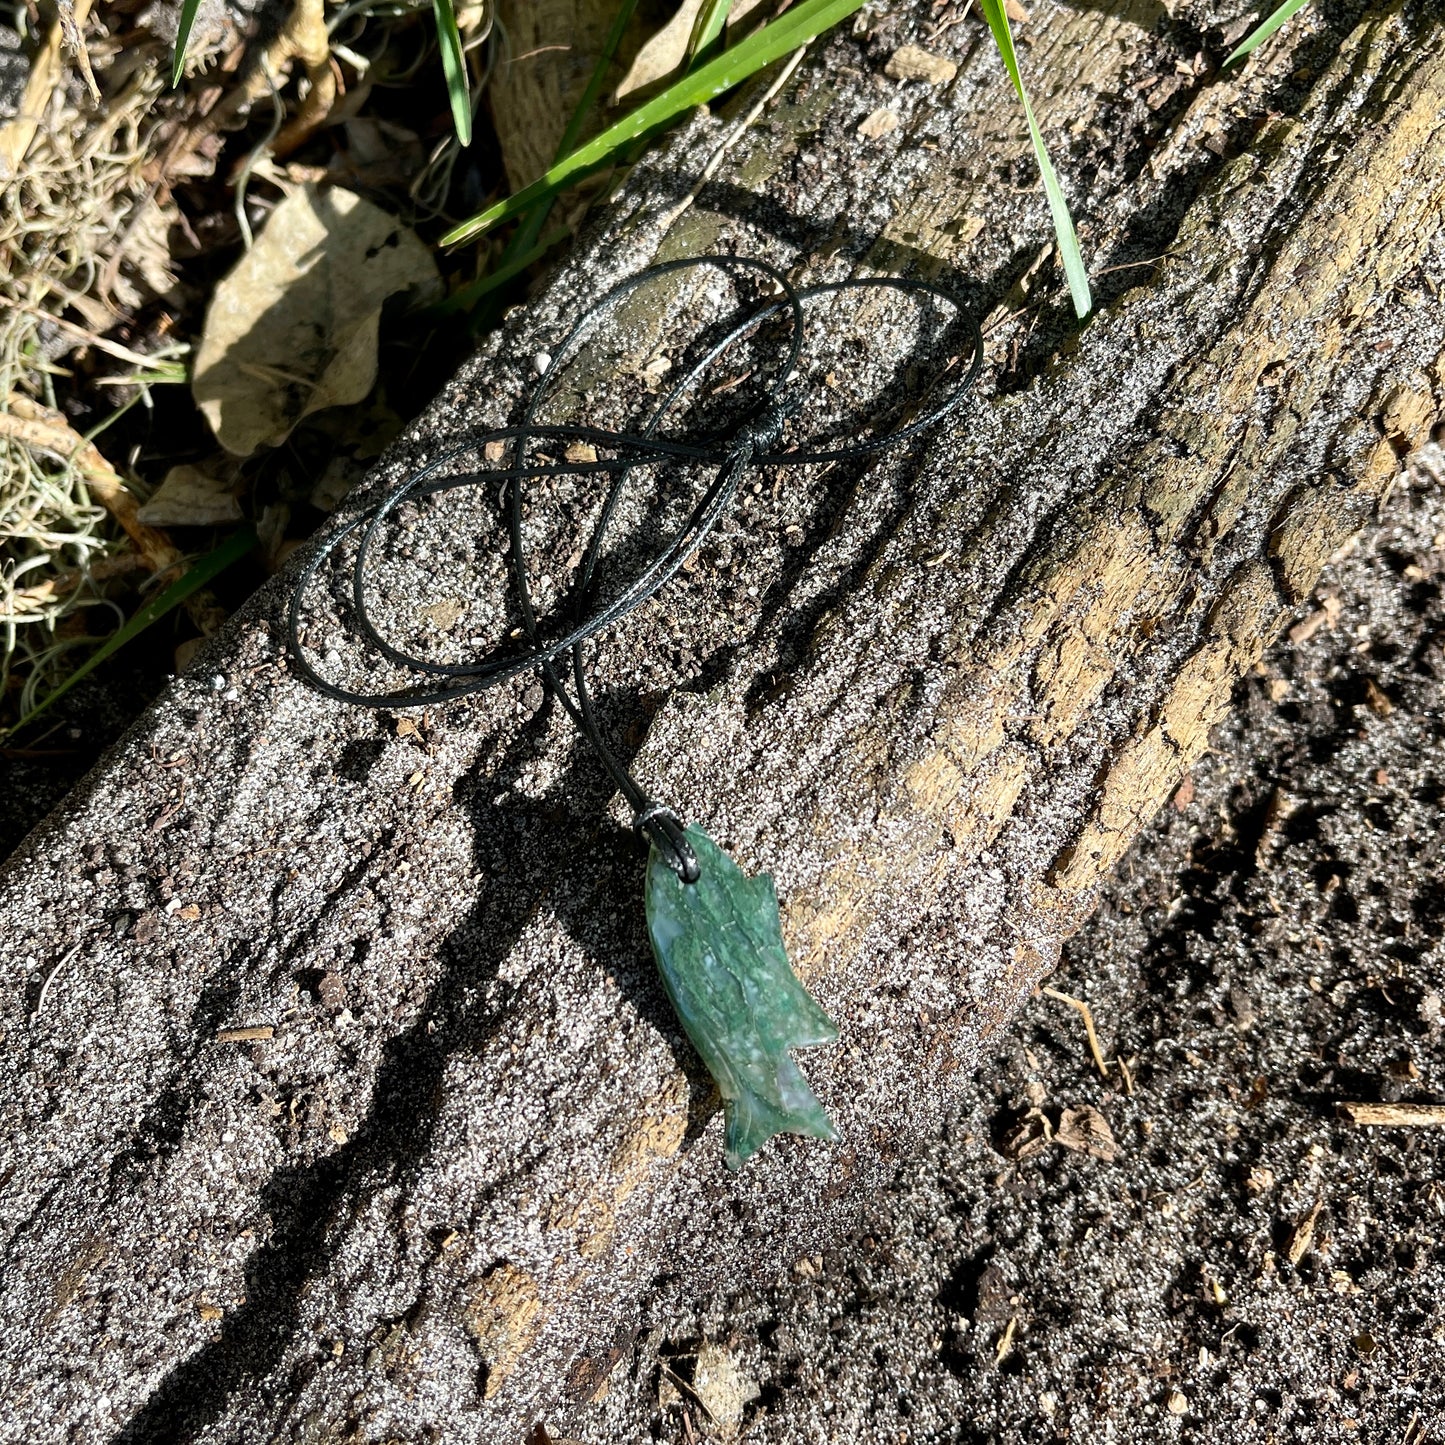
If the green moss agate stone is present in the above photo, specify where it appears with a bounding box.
[644,825,839,1171]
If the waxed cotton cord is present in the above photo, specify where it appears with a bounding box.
[288,256,983,882]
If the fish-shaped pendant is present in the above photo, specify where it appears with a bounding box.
[644,825,839,1170]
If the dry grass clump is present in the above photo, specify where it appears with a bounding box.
[0,12,180,716]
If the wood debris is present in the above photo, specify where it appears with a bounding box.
[216,1025,274,1043]
[857,108,900,140]
[1287,593,1342,643]
[1285,1200,1323,1265]
[885,44,958,86]
[1337,1101,1445,1127]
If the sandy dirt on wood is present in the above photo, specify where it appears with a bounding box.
[575,461,1445,1443]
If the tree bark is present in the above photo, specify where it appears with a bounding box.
[3,2,1443,1441]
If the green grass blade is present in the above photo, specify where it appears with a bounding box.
[9,527,256,737]
[558,0,642,160]
[433,0,473,146]
[441,0,869,247]
[171,0,202,86]
[977,0,1092,319]
[1224,0,1311,66]
[687,0,735,69]
[441,226,573,312]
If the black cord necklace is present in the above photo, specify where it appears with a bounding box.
[290,255,983,1169]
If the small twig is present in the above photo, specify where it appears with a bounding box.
[13,303,187,371]
[29,942,82,1024]
[1285,1199,1323,1265]
[1093,253,1172,278]
[57,0,101,105]
[1041,986,1110,1079]
[659,1361,714,1422]
[509,44,573,63]
[217,1025,275,1043]
[1338,1102,1445,1127]
[925,0,974,43]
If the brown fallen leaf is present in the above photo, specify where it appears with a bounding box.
[613,0,770,103]
[136,465,243,527]
[1054,1105,1119,1162]
[192,186,440,456]
[999,1108,1052,1161]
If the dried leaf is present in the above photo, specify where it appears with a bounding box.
[1054,1104,1119,1161]
[614,0,769,101]
[999,1107,1051,1161]
[615,0,706,99]
[192,186,439,456]
[136,465,242,527]
[109,196,184,310]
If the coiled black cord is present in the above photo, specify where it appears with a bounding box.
[288,255,983,883]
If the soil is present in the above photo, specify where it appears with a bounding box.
[574,461,1445,1442]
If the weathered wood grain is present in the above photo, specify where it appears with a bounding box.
[2,1,1443,1441]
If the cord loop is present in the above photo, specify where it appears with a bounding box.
[289,257,983,884]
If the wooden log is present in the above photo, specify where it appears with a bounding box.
[3,2,1444,1441]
